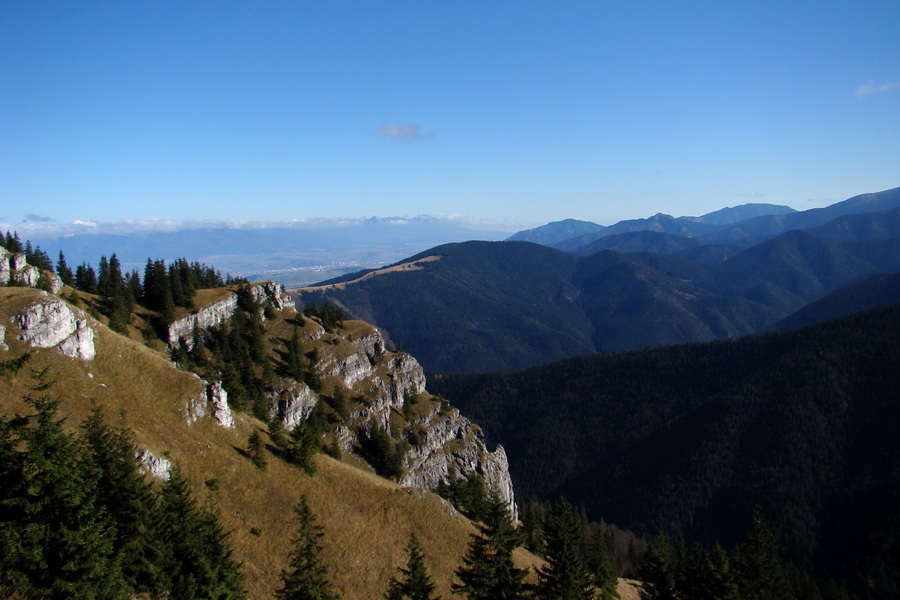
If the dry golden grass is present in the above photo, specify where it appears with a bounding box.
[617,579,643,600]
[1,287,547,599]
[298,255,442,292]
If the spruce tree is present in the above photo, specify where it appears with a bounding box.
[453,494,527,600]
[519,502,545,556]
[56,251,75,286]
[287,421,319,475]
[81,408,167,594]
[275,495,340,600]
[588,522,619,599]
[385,533,440,600]
[75,262,99,294]
[248,430,267,471]
[534,498,595,600]
[27,244,53,271]
[637,534,677,600]
[676,543,738,600]
[156,466,246,600]
[0,371,126,598]
[731,509,791,600]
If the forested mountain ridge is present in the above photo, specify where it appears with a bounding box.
[299,241,595,373]
[429,304,900,598]
[298,202,900,373]
[506,218,605,245]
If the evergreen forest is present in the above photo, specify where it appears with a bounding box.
[430,305,900,598]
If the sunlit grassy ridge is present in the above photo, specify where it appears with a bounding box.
[1,285,540,599]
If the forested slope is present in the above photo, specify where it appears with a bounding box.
[430,305,900,597]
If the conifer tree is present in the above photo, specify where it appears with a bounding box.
[248,430,267,471]
[676,543,737,600]
[453,494,527,600]
[98,254,130,332]
[0,370,126,598]
[75,262,99,294]
[156,466,246,600]
[275,495,340,600]
[3,230,23,252]
[287,421,319,476]
[27,244,53,271]
[732,509,791,600]
[637,534,677,600]
[57,251,75,286]
[385,533,440,600]
[519,502,545,556]
[286,325,306,381]
[588,522,619,599]
[81,407,167,594]
[535,498,595,600]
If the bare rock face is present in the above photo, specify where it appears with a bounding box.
[0,324,7,351]
[136,449,171,481]
[276,383,320,431]
[399,402,518,521]
[250,281,295,311]
[10,253,27,271]
[207,380,235,429]
[14,265,40,288]
[167,282,295,348]
[184,376,234,429]
[57,318,96,360]
[168,294,239,348]
[13,297,96,360]
[44,271,64,294]
[291,324,517,518]
[1,250,62,293]
[0,249,11,285]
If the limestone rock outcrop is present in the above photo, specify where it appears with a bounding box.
[137,449,171,481]
[184,376,234,429]
[12,296,96,360]
[0,249,10,285]
[1,249,62,293]
[167,282,295,348]
[207,380,235,429]
[271,321,517,517]
[399,402,517,521]
[275,382,320,431]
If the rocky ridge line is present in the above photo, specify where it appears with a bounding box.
[166,281,294,348]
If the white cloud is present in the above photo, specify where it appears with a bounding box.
[377,123,436,141]
[855,79,900,99]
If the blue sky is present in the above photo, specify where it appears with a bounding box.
[2,1,899,230]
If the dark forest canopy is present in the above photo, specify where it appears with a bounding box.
[430,304,900,598]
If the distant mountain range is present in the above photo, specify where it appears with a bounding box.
[297,187,900,373]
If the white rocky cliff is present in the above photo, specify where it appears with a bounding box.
[0,248,62,293]
[12,295,96,361]
[167,281,295,348]
[271,321,518,518]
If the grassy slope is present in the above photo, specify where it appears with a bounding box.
[1,286,543,600]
